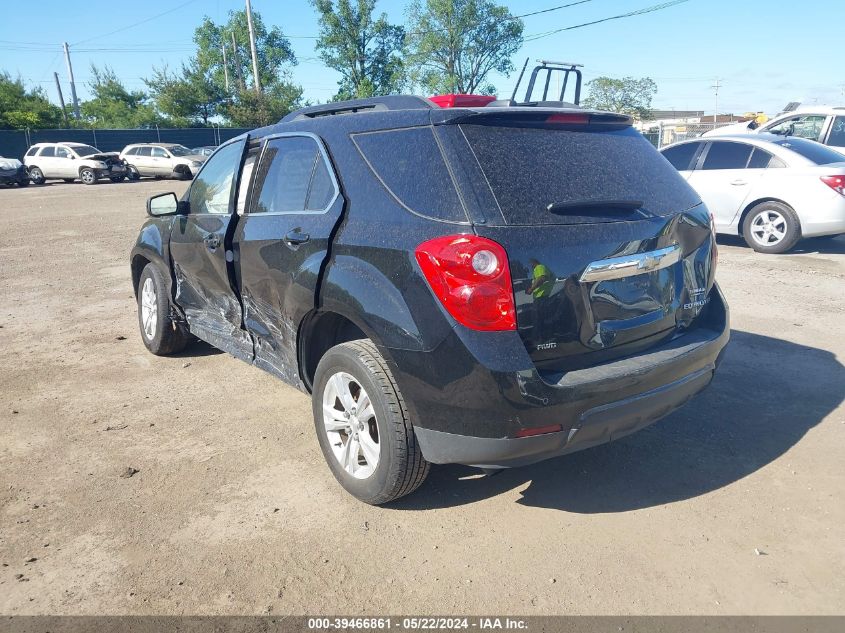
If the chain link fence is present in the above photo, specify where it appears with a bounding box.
[641,120,746,148]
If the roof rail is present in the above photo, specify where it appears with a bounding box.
[280,95,434,123]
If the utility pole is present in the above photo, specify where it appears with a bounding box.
[221,43,230,93]
[53,72,69,127]
[711,78,721,128]
[231,32,245,91]
[245,0,262,95]
[63,42,81,119]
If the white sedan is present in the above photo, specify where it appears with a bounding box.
[660,134,845,253]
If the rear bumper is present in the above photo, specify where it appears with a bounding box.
[391,285,729,468]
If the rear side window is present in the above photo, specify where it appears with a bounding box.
[39,146,55,157]
[747,147,783,169]
[460,124,699,225]
[125,147,138,156]
[702,142,752,170]
[352,127,466,222]
[773,137,845,165]
[26,147,38,157]
[661,142,700,170]
[826,116,845,148]
[250,135,336,214]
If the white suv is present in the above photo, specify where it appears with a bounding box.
[23,143,127,185]
[119,143,206,181]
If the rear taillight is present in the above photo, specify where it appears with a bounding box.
[546,112,590,125]
[429,94,497,108]
[821,175,845,196]
[415,235,516,331]
[709,212,718,272]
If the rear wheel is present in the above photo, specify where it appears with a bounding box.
[312,340,429,505]
[28,167,45,185]
[742,201,801,254]
[79,167,97,185]
[137,263,190,356]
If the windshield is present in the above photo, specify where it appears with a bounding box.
[168,145,193,156]
[72,145,100,157]
[460,124,700,225]
[772,138,845,165]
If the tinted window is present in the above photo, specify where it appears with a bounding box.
[748,147,775,168]
[828,116,845,148]
[138,147,152,157]
[152,147,168,158]
[251,136,335,214]
[353,126,465,222]
[460,124,699,224]
[124,147,138,156]
[661,142,700,170]
[168,145,191,156]
[55,146,72,159]
[25,147,38,157]
[307,157,335,210]
[772,137,845,165]
[72,145,99,157]
[189,140,244,214]
[39,146,55,157]
[702,142,752,170]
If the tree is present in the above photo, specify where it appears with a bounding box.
[0,73,64,129]
[405,0,523,95]
[222,83,304,128]
[312,0,405,101]
[80,65,160,128]
[193,10,297,95]
[145,61,225,126]
[582,76,657,120]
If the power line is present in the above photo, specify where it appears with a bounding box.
[524,0,691,41]
[71,0,200,46]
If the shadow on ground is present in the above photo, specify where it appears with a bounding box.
[392,330,844,513]
[718,234,845,255]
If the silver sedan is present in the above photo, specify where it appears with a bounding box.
[661,134,845,253]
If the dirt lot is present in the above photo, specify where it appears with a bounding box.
[0,180,843,615]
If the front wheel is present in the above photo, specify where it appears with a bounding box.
[79,167,97,185]
[126,165,141,181]
[137,263,190,356]
[742,201,801,254]
[17,178,30,187]
[28,167,45,185]
[312,340,429,505]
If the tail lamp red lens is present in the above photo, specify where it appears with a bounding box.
[429,94,497,108]
[415,235,517,331]
[821,175,845,196]
[546,112,590,125]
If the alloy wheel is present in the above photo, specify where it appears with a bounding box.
[749,209,787,247]
[321,371,380,479]
[81,170,95,184]
[140,277,157,340]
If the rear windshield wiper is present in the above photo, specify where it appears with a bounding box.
[546,199,645,215]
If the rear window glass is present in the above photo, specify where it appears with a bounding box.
[460,124,700,225]
[702,142,752,170]
[773,137,845,165]
[661,142,700,170]
[352,127,466,222]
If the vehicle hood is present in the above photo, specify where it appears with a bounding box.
[0,157,23,170]
[88,152,120,161]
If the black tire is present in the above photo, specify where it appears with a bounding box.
[742,201,801,254]
[110,174,126,183]
[17,179,30,187]
[63,178,75,183]
[137,263,190,356]
[312,340,429,505]
[79,167,97,185]
[126,166,141,181]
[28,167,45,185]
[179,168,192,180]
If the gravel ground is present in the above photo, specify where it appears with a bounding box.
[0,180,843,615]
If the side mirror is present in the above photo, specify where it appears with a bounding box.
[147,192,180,217]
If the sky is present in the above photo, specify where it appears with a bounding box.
[1,0,843,117]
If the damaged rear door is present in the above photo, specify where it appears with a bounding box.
[232,132,343,385]
[169,138,252,360]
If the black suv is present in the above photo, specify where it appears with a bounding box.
[130,95,729,504]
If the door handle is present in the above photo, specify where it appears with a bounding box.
[730,179,747,186]
[284,230,310,247]
[203,235,220,250]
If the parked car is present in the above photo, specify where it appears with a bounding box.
[661,134,845,253]
[0,156,30,187]
[120,143,206,180]
[131,95,728,504]
[703,106,845,154]
[23,143,127,185]
[191,146,217,157]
